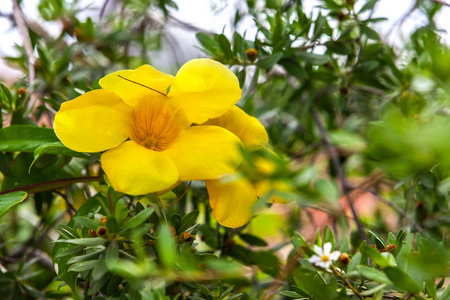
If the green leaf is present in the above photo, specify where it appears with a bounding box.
[73,216,100,230]
[357,265,393,285]
[68,260,98,272]
[325,41,353,55]
[216,34,233,60]
[256,52,283,69]
[239,233,268,247]
[106,240,119,262]
[369,230,387,250]
[53,237,106,246]
[30,142,88,171]
[360,23,380,40]
[298,52,329,65]
[115,198,128,225]
[279,291,303,298]
[314,178,339,202]
[54,246,84,259]
[52,193,102,294]
[67,249,104,264]
[107,217,120,233]
[0,125,59,152]
[178,210,199,233]
[384,266,421,294]
[158,224,176,269]
[196,33,220,57]
[0,191,27,218]
[170,214,182,232]
[358,0,378,13]
[279,58,307,79]
[347,252,361,273]
[123,207,154,229]
[425,278,437,300]
[364,246,390,268]
[197,284,213,300]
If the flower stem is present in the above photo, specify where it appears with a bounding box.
[330,265,364,300]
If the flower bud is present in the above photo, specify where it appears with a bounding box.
[17,87,27,96]
[99,216,108,224]
[386,244,397,252]
[246,48,258,62]
[97,226,108,237]
[89,229,97,237]
[338,253,350,266]
[182,232,193,242]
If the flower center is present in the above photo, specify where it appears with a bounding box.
[130,99,180,151]
[321,255,329,262]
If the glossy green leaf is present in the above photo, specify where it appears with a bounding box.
[256,52,283,69]
[158,224,176,269]
[0,125,59,152]
[357,265,393,285]
[239,233,268,247]
[0,191,27,218]
[123,207,154,229]
[178,210,199,233]
[384,266,421,294]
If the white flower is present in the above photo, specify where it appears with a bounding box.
[308,242,341,270]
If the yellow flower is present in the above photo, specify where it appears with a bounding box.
[203,107,293,228]
[54,59,243,195]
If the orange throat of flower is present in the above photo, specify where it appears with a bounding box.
[130,99,180,151]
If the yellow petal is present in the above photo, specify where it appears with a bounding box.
[99,65,174,107]
[205,174,258,228]
[168,59,241,124]
[54,90,133,153]
[101,141,179,195]
[203,106,268,149]
[163,125,243,181]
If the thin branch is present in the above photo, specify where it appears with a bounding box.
[430,0,450,7]
[358,187,425,234]
[331,265,364,300]
[11,0,38,111]
[168,15,215,35]
[0,176,103,195]
[311,108,367,242]
[99,0,111,19]
[53,190,77,215]
[155,181,192,207]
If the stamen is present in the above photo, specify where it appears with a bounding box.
[117,74,167,97]
[155,181,192,207]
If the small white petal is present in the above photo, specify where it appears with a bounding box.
[320,261,331,270]
[329,251,341,261]
[313,245,323,256]
[309,255,321,264]
[323,242,332,255]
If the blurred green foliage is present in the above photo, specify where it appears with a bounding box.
[0,0,449,299]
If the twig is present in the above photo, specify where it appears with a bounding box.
[168,15,215,35]
[430,0,450,7]
[53,190,77,215]
[0,176,103,195]
[331,265,364,300]
[311,108,367,242]
[155,181,192,207]
[358,188,425,234]
[11,0,38,111]
[99,0,111,19]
